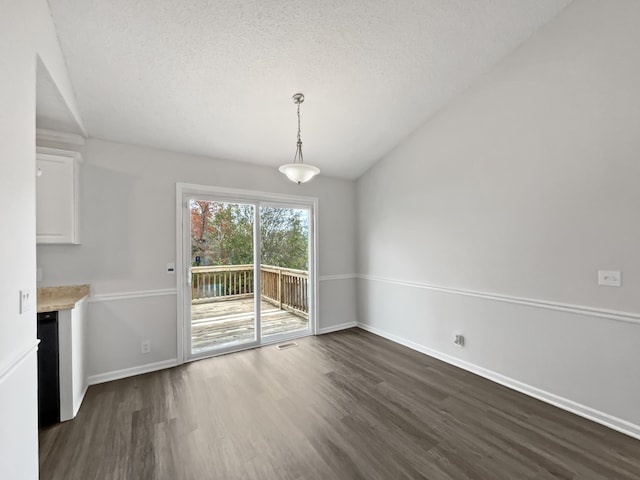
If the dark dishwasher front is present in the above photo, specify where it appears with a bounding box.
[37,311,60,426]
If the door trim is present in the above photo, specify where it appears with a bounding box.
[175,183,319,364]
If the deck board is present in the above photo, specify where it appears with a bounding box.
[191,297,308,351]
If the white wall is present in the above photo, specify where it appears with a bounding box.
[356,0,640,438]
[38,138,357,379]
[0,0,84,477]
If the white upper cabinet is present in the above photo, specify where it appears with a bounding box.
[36,147,82,244]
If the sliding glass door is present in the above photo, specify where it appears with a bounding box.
[179,186,315,361]
[259,205,310,340]
[189,200,258,355]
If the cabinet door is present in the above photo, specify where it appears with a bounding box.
[36,153,77,243]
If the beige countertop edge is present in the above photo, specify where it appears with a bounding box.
[37,284,90,313]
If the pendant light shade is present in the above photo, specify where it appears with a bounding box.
[279,163,321,184]
[279,93,320,184]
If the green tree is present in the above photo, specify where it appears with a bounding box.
[191,201,308,270]
[260,206,308,270]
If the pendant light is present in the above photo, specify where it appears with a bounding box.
[279,93,320,184]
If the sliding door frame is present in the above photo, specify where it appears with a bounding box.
[175,183,318,364]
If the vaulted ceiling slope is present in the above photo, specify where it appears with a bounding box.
[49,0,573,179]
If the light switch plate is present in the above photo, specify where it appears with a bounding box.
[598,270,621,287]
[167,262,175,274]
[19,289,34,314]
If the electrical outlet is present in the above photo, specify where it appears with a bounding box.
[141,340,151,354]
[19,289,34,314]
[454,334,465,348]
[598,270,621,287]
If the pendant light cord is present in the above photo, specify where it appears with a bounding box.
[297,102,301,144]
[295,101,303,164]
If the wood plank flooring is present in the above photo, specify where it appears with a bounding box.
[191,298,308,351]
[39,328,640,480]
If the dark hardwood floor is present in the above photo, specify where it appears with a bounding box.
[39,328,640,479]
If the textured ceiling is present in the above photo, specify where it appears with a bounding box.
[48,0,573,179]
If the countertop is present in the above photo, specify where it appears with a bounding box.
[37,284,90,312]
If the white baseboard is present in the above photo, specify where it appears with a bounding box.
[357,323,640,441]
[72,383,89,418]
[87,358,179,386]
[317,321,357,335]
[87,323,356,385]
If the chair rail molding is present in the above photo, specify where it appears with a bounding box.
[0,340,40,385]
[87,288,178,303]
[357,274,640,326]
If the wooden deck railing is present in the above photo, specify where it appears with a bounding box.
[191,264,254,300]
[260,266,308,317]
[191,264,308,317]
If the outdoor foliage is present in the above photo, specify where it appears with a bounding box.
[190,201,309,270]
